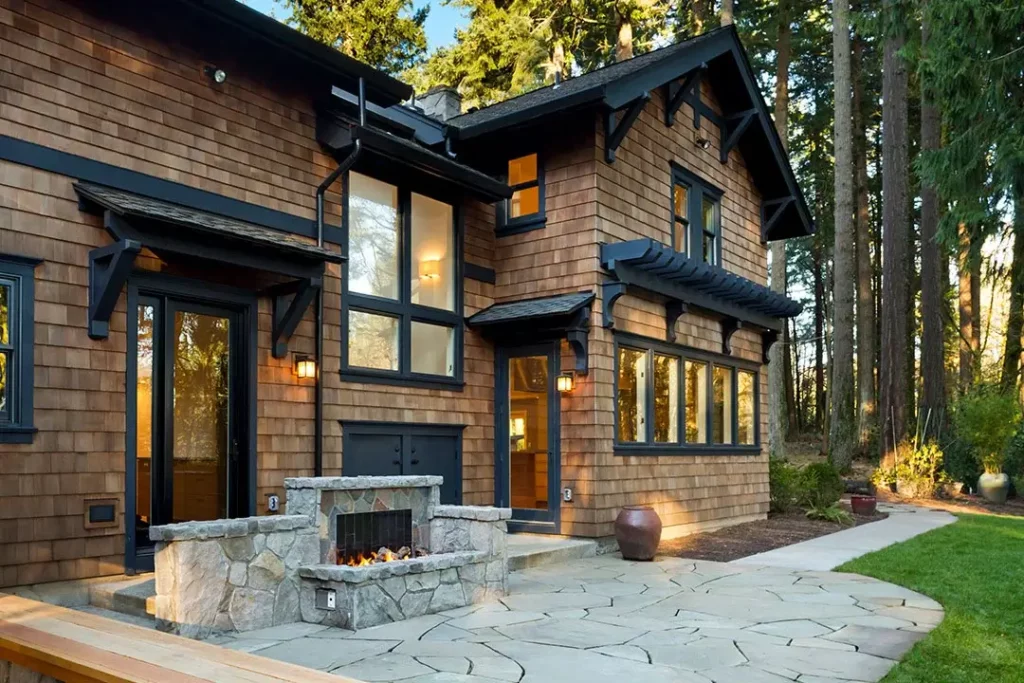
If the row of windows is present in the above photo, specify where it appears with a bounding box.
[616,341,758,450]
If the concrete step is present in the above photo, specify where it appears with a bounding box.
[88,575,156,619]
[73,605,157,629]
[507,534,599,571]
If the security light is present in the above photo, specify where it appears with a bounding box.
[204,65,227,84]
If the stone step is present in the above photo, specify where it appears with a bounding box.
[88,575,156,619]
[507,534,599,572]
[73,605,157,629]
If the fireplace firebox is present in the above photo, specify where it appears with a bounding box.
[337,509,413,565]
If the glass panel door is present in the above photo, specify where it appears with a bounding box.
[496,345,560,531]
[134,299,157,552]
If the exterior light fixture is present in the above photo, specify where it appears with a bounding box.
[695,135,712,150]
[294,355,316,379]
[420,259,441,280]
[204,65,227,84]
[557,372,575,393]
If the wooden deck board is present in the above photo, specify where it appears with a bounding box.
[0,594,361,683]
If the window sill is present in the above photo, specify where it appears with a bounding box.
[0,425,37,444]
[340,370,465,392]
[614,444,761,457]
[497,215,547,236]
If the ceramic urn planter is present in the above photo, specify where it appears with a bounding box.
[978,472,1010,504]
[615,505,662,561]
[850,494,877,516]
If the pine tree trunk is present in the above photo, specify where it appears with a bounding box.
[829,0,856,471]
[879,0,910,468]
[768,0,791,456]
[616,17,633,61]
[958,223,976,393]
[919,6,944,438]
[852,31,876,453]
[720,0,734,26]
[813,242,825,431]
[1002,197,1024,391]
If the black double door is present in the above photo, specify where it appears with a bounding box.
[342,423,462,504]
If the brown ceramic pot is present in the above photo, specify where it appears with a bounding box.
[850,494,877,516]
[615,505,663,561]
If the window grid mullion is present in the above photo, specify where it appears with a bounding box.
[401,187,413,375]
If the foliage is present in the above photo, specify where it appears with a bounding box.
[805,503,853,526]
[941,433,981,487]
[768,457,801,513]
[797,461,844,508]
[954,387,1022,475]
[283,0,428,73]
[870,465,896,489]
[838,514,1024,683]
[894,441,952,499]
[1003,421,1024,479]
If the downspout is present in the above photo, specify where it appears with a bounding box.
[313,77,366,476]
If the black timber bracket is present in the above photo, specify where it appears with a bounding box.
[664,65,706,127]
[604,93,650,163]
[720,109,758,163]
[762,329,780,363]
[602,281,629,328]
[565,307,592,375]
[722,317,743,355]
[761,196,795,241]
[666,300,688,343]
[271,276,322,358]
[88,238,141,340]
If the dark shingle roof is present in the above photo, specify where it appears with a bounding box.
[74,182,343,263]
[467,292,595,326]
[448,28,730,133]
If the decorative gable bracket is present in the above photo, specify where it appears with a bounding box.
[270,277,323,358]
[761,196,796,241]
[604,93,650,163]
[720,109,759,164]
[663,65,706,127]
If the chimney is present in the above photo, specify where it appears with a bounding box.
[419,86,462,121]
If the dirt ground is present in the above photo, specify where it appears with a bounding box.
[658,502,888,562]
[875,487,1024,518]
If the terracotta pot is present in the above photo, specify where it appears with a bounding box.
[850,494,877,516]
[615,506,662,561]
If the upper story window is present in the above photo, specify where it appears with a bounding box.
[343,172,462,389]
[0,254,38,443]
[672,165,722,266]
[498,153,545,235]
[615,334,758,454]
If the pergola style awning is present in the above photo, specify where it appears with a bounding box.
[75,182,341,357]
[601,238,801,360]
[467,292,595,373]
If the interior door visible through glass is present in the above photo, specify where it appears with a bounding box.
[508,355,549,511]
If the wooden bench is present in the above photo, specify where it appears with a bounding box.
[0,594,361,683]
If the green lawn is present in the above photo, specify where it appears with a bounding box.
[836,514,1024,683]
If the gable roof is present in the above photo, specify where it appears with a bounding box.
[448,26,813,240]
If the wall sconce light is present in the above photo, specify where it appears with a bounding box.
[419,260,441,280]
[557,372,575,393]
[695,135,712,150]
[204,65,227,84]
[294,355,316,379]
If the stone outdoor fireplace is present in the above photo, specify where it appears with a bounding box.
[150,475,510,637]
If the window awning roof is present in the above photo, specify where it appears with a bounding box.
[467,292,595,373]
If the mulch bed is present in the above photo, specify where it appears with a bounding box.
[658,504,888,563]
[875,487,1024,518]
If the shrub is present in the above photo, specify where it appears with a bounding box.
[942,431,981,485]
[798,462,845,508]
[1004,421,1024,478]
[806,503,854,526]
[954,387,1022,474]
[895,441,951,498]
[769,457,800,513]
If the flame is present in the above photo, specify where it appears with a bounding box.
[345,548,401,566]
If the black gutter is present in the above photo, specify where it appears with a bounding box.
[313,77,366,477]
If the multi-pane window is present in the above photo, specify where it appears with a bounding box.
[616,337,759,452]
[0,255,37,443]
[671,166,722,266]
[499,153,545,233]
[344,172,461,385]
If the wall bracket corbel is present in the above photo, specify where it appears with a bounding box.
[762,329,780,364]
[602,281,629,329]
[270,276,322,358]
[604,93,650,163]
[666,300,688,343]
[722,317,743,355]
[88,238,141,340]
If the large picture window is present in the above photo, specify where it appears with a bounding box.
[343,172,462,388]
[0,254,38,443]
[615,334,760,454]
[671,165,722,266]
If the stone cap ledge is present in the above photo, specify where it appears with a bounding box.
[149,515,311,542]
[284,475,443,490]
[298,551,488,583]
[433,505,512,521]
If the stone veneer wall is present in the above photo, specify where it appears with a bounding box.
[150,515,317,638]
[285,476,440,564]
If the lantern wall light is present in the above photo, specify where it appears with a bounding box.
[294,354,316,379]
[557,372,575,393]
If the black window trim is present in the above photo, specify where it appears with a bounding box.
[340,172,465,391]
[0,253,41,444]
[670,163,723,266]
[497,152,546,235]
[613,331,760,456]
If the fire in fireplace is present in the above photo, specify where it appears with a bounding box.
[337,509,426,566]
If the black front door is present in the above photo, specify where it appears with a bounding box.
[496,343,561,533]
[127,284,254,572]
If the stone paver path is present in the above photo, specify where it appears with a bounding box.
[206,554,943,683]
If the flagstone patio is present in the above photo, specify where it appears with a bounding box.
[203,554,943,683]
